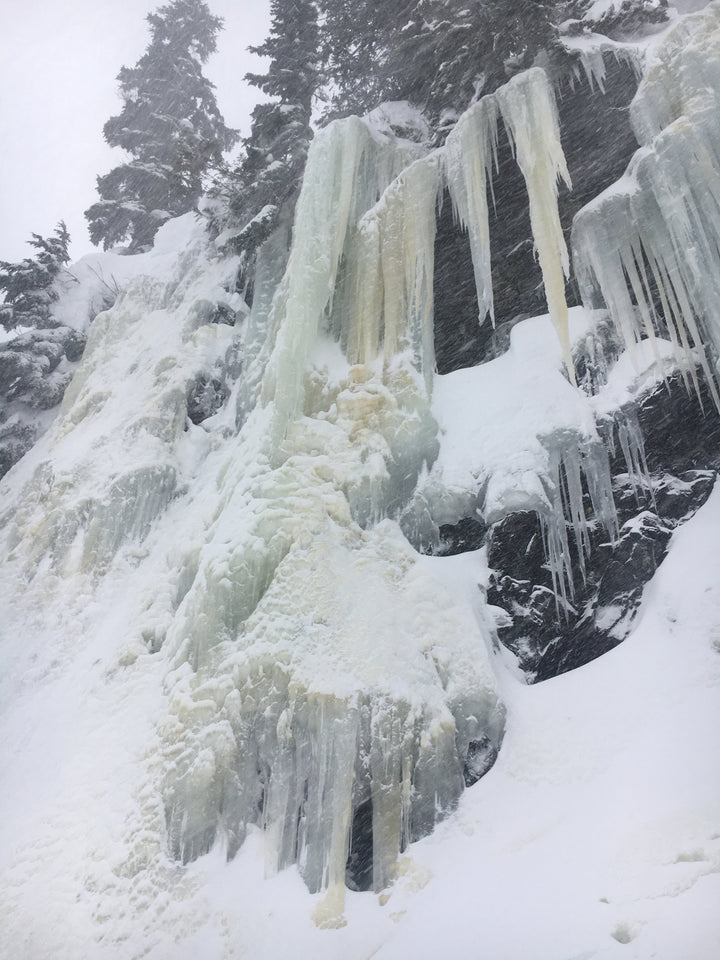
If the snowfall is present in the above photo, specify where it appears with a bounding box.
[1,3,720,958]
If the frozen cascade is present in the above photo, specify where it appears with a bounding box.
[563,33,644,94]
[541,432,618,609]
[157,114,502,926]
[1,218,243,579]
[444,67,574,381]
[256,117,427,451]
[572,3,720,408]
[0,66,609,933]
[349,156,441,393]
[443,69,575,382]
[495,69,575,383]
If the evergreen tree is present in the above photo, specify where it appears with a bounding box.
[579,0,668,38]
[0,222,71,330]
[316,0,412,120]
[211,0,320,262]
[317,0,668,126]
[85,0,237,252]
[0,223,87,477]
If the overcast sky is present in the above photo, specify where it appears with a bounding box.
[0,0,270,262]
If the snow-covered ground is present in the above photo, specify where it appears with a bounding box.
[1,444,717,959]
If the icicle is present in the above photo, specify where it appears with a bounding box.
[572,6,720,411]
[495,68,575,384]
[539,434,618,611]
[563,39,645,96]
[444,97,500,325]
[577,47,608,93]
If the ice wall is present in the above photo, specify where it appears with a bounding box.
[154,116,502,926]
[1,217,243,581]
[0,62,596,931]
[572,3,720,407]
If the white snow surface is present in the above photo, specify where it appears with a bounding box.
[426,307,597,525]
[1,326,718,956]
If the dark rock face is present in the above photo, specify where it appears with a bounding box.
[486,375,719,681]
[434,57,640,374]
[463,735,498,787]
[437,515,487,556]
[430,54,720,683]
[186,376,229,425]
[209,302,237,326]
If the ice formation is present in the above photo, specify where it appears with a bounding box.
[572,3,720,408]
[418,308,618,608]
[564,32,644,94]
[444,68,575,380]
[0,61,615,929]
[496,70,575,383]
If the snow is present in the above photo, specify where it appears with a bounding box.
[419,307,618,600]
[2,353,718,955]
[2,14,720,955]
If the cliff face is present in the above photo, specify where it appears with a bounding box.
[1,6,720,953]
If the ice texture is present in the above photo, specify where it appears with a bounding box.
[496,69,575,383]
[572,3,720,408]
[2,217,242,578]
[444,68,574,381]
[445,96,500,325]
[0,64,616,931]
[563,32,645,94]
[153,116,503,924]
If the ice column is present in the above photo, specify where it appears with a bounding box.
[496,68,575,383]
[541,434,618,608]
[445,97,500,325]
[442,69,574,379]
[349,156,441,393]
[259,117,374,450]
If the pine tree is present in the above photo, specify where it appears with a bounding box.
[0,223,87,477]
[316,0,412,120]
[85,0,237,252]
[211,0,320,262]
[579,0,668,38]
[316,0,668,127]
[0,222,71,330]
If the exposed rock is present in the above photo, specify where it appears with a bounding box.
[463,735,499,787]
[186,375,229,425]
[434,57,640,374]
[486,374,719,681]
[437,515,487,556]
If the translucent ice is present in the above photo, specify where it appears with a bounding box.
[572,4,720,408]
[496,69,575,383]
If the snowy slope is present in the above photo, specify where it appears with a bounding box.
[1,424,717,959]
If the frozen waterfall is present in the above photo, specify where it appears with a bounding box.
[0,61,627,932]
[572,3,720,409]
